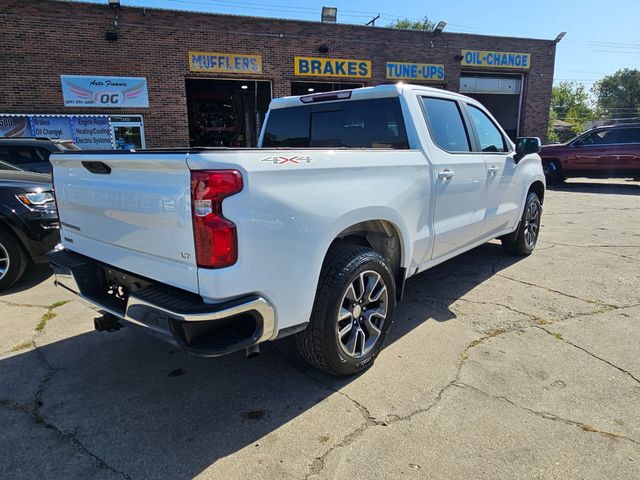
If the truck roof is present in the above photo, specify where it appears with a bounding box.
[269,83,473,109]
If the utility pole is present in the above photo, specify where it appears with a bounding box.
[366,14,380,26]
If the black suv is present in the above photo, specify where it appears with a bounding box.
[0,170,59,290]
[0,137,79,174]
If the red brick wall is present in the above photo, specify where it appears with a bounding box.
[0,0,556,147]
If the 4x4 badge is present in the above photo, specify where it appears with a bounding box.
[260,155,314,165]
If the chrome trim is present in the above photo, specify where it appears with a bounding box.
[51,260,276,344]
[125,293,276,342]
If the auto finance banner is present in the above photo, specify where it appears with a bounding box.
[61,75,149,108]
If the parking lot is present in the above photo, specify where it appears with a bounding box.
[1,178,639,479]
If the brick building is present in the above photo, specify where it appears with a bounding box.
[1,0,557,148]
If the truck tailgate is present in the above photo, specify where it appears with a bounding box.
[51,152,199,292]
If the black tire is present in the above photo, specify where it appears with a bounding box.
[296,244,396,376]
[502,192,542,256]
[0,228,28,291]
[542,159,564,184]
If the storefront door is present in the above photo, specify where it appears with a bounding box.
[110,115,145,149]
[186,79,271,147]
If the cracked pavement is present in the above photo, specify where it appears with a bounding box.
[1,178,639,479]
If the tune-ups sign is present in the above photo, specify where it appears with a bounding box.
[60,75,149,108]
[386,62,445,81]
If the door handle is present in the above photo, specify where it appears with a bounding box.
[437,169,455,180]
[487,166,500,175]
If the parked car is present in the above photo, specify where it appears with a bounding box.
[540,123,640,182]
[49,84,545,376]
[0,137,80,174]
[0,170,59,290]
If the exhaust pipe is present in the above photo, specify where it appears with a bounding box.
[246,344,260,359]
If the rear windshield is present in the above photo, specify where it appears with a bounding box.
[262,97,409,149]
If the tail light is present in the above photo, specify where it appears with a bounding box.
[190,170,243,268]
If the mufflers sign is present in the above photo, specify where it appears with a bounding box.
[189,51,262,74]
[294,56,371,79]
[61,75,149,108]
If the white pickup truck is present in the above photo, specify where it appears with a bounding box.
[49,84,545,376]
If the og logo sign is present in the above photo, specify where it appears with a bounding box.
[60,75,149,108]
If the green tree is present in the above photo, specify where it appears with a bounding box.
[547,109,559,143]
[592,68,640,121]
[387,16,435,31]
[549,81,594,136]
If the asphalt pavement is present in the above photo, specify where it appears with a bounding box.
[1,178,639,479]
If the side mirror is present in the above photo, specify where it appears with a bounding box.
[514,137,541,163]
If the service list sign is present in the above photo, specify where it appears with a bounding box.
[61,75,149,108]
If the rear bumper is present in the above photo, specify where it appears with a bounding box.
[49,249,275,356]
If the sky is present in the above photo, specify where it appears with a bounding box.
[77,0,640,95]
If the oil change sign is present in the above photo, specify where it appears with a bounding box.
[61,75,149,108]
[294,57,371,79]
[189,51,262,74]
[461,50,531,69]
[386,62,445,81]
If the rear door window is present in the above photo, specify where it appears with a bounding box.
[574,129,616,146]
[262,97,409,149]
[420,97,471,152]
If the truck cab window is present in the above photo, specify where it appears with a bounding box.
[467,105,508,153]
[262,98,409,149]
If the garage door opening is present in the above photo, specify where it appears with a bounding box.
[186,79,271,147]
[460,74,522,141]
[291,81,364,96]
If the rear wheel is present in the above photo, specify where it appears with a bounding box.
[296,244,396,376]
[542,159,564,184]
[502,192,542,256]
[0,229,28,291]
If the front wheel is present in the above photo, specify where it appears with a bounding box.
[542,159,564,184]
[501,192,542,256]
[296,244,396,376]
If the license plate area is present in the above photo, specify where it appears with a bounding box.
[99,265,153,314]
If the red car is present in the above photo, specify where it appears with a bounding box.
[540,123,640,182]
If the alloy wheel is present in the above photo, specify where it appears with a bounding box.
[524,201,540,249]
[0,242,9,281]
[336,270,388,359]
